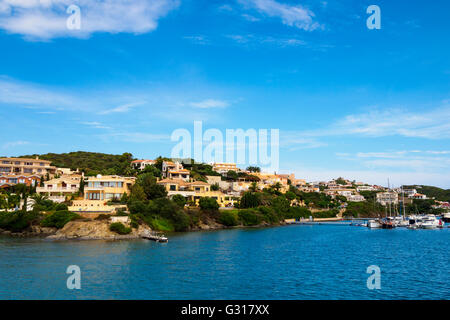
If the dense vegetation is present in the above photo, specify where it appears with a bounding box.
[41,211,81,229]
[403,185,450,202]
[20,151,134,176]
[109,222,132,235]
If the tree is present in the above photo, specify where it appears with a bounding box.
[226,170,239,181]
[136,173,167,200]
[31,194,49,207]
[199,197,219,211]
[246,166,261,173]
[172,194,187,208]
[129,184,146,202]
[249,182,258,192]
[239,192,261,208]
[211,183,219,191]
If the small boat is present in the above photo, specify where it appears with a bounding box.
[367,219,381,229]
[420,215,440,229]
[380,217,396,229]
[442,212,450,223]
[141,230,169,242]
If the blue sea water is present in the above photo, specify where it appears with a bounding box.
[0,225,448,300]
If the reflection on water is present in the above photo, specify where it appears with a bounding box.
[0,226,449,299]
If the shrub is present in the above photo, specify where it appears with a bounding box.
[41,210,81,229]
[109,222,132,235]
[239,192,261,208]
[0,210,40,232]
[238,209,263,226]
[219,210,239,226]
[95,214,111,220]
[285,206,311,220]
[199,197,219,211]
[258,206,279,223]
[172,194,187,208]
[54,203,68,211]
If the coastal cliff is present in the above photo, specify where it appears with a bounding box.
[47,220,152,240]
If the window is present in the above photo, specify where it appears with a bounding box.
[170,185,176,191]
[2,161,10,164]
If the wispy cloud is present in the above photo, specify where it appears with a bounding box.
[80,121,110,129]
[2,140,29,149]
[238,0,322,31]
[334,107,450,139]
[183,35,210,45]
[336,150,450,171]
[189,99,229,109]
[99,132,170,143]
[280,132,327,150]
[0,0,179,40]
[226,34,306,47]
[98,102,146,115]
[296,104,450,140]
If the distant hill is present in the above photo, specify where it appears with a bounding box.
[403,185,450,202]
[20,151,134,176]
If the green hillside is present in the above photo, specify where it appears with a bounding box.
[403,185,450,202]
[20,151,134,176]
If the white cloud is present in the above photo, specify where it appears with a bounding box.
[100,132,170,143]
[189,99,229,109]
[226,34,306,47]
[280,132,326,150]
[0,0,179,40]
[98,102,145,115]
[80,121,110,129]
[2,140,29,149]
[335,107,450,139]
[288,167,450,189]
[238,0,322,31]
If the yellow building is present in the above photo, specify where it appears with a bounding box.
[0,156,56,176]
[157,178,238,207]
[212,162,239,174]
[68,175,135,214]
[36,174,82,203]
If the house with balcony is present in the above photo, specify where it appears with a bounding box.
[157,178,237,207]
[376,191,399,206]
[162,161,190,181]
[68,175,135,214]
[131,159,156,170]
[212,162,240,174]
[36,174,82,203]
[0,157,56,176]
[0,174,41,189]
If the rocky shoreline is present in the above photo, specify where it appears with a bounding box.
[0,218,283,241]
[0,220,153,241]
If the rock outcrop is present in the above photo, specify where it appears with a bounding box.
[47,220,152,240]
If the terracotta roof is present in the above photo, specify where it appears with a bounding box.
[157,178,186,185]
[188,181,210,186]
[132,159,155,163]
[0,157,52,163]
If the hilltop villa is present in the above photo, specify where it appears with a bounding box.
[68,175,135,215]
[36,174,82,203]
[0,157,56,176]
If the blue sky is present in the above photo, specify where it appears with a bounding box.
[0,0,449,187]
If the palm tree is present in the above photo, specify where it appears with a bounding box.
[249,182,258,192]
[30,193,49,207]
